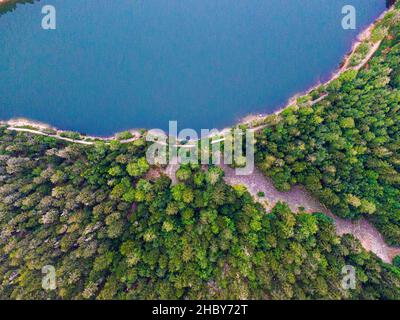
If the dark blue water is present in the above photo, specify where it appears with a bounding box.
[0,0,386,135]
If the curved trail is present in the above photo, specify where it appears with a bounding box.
[222,164,400,263]
[5,127,139,145]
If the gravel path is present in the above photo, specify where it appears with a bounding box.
[222,164,400,263]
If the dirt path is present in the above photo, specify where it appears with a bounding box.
[7,127,95,145]
[222,164,400,263]
[5,126,141,145]
[165,156,179,186]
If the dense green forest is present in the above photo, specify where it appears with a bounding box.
[0,129,400,299]
[256,5,400,245]
[1,0,400,300]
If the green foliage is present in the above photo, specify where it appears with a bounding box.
[116,131,134,141]
[350,42,371,67]
[0,129,399,299]
[0,2,399,301]
[256,17,400,245]
[393,256,400,268]
[126,157,150,177]
[59,131,82,140]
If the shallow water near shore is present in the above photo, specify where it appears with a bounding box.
[0,0,387,135]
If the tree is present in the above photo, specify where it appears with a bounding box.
[127,157,150,177]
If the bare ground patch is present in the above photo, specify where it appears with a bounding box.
[222,164,400,263]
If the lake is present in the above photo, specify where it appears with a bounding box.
[0,0,387,135]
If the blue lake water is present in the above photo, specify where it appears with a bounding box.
[0,0,387,135]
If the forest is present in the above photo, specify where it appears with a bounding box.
[0,1,399,300]
[0,129,400,299]
[256,4,400,245]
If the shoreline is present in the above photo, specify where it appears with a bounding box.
[240,5,392,125]
[0,118,143,142]
[1,5,395,141]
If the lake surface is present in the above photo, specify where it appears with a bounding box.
[0,0,387,135]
